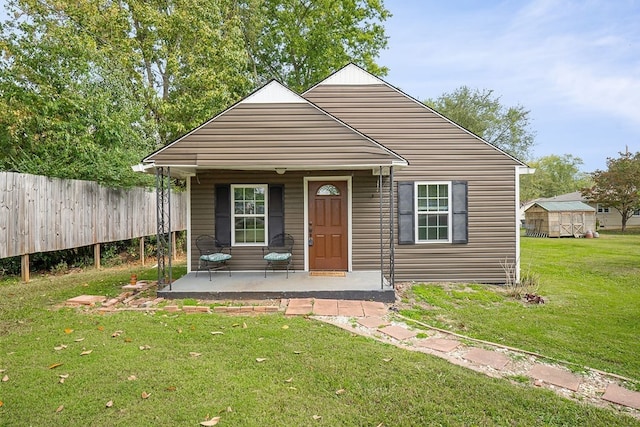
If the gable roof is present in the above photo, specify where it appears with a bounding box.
[304,63,527,168]
[143,79,407,172]
[527,201,596,212]
[538,191,586,202]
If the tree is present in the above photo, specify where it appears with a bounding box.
[243,0,391,92]
[582,151,640,232]
[520,154,591,201]
[426,86,535,161]
[0,0,391,187]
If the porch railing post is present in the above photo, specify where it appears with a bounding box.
[389,166,395,288]
[379,166,384,289]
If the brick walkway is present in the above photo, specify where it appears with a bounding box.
[285,298,640,415]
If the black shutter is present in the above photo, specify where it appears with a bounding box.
[215,185,231,245]
[268,184,284,242]
[397,181,415,244]
[451,181,468,244]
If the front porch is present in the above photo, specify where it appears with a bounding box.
[157,270,395,302]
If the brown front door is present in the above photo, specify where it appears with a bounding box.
[308,180,348,271]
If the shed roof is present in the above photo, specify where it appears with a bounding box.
[527,201,596,212]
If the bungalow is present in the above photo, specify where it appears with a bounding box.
[138,64,529,299]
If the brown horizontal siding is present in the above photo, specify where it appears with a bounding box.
[190,170,306,273]
[306,84,521,283]
[150,103,402,168]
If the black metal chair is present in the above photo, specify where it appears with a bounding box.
[195,235,232,281]
[262,233,294,278]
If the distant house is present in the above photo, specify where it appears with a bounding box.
[524,201,595,237]
[138,63,530,293]
[537,191,640,229]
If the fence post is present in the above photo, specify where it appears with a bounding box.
[139,236,145,266]
[94,244,101,269]
[21,254,30,283]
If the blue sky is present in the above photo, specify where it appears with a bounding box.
[378,0,640,171]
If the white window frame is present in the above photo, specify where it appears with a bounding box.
[415,181,452,243]
[597,204,610,214]
[231,184,268,246]
[633,209,640,217]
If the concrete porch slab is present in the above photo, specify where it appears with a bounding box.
[463,348,510,370]
[602,384,640,410]
[527,364,581,391]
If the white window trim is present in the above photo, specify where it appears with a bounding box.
[231,184,268,246]
[414,181,452,244]
[597,204,610,214]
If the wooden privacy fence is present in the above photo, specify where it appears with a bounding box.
[0,172,187,281]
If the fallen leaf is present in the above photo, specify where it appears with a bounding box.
[376,424,384,427]
[54,344,67,351]
[312,415,322,420]
[284,377,293,383]
[106,400,113,408]
[226,407,233,413]
[97,326,105,331]
[74,338,85,342]
[80,350,93,356]
[382,358,393,362]
[287,386,297,390]
[166,386,176,392]
[210,331,224,335]
[255,358,267,363]
[55,405,64,413]
[49,363,63,369]
[0,400,3,407]
[59,374,69,379]
[293,351,302,354]
[177,328,182,334]
[124,337,132,343]
[139,345,151,351]
[242,322,247,329]
[258,337,264,341]
[127,375,137,381]
[200,417,221,426]
[141,391,151,399]
[2,375,8,382]
[232,323,240,327]
[111,330,122,338]
[64,328,73,334]
[189,352,202,357]
[335,389,346,395]
[0,369,5,373]
[190,325,196,331]
[282,325,289,330]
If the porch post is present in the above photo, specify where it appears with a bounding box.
[389,166,395,288]
[379,166,384,289]
[156,167,173,290]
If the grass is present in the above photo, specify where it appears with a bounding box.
[400,233,640,382]
[1,265,639,425]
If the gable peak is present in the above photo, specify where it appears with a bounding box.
[243,80,306,104]
[317,63,382,86]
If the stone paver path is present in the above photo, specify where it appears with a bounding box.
[527,364,581,392]
[282,298,639,417]
[603,384,640,410]
[416,338,461,353]
[463,348,510,370]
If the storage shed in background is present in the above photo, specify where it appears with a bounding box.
[524,201,596,237]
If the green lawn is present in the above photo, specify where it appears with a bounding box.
[0,244,639,425]
[400,233,640,382]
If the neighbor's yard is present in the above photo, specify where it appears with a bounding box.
[0,234,639,425]
[399,232,640,382]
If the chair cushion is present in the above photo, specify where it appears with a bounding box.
[263,252,292,262]
[200,253,232,262]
